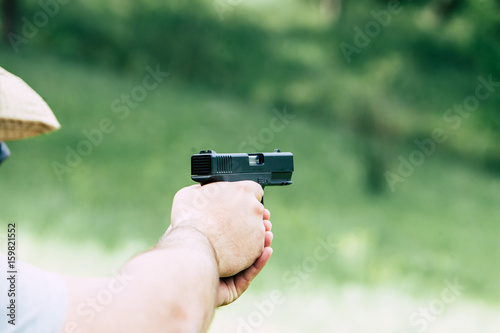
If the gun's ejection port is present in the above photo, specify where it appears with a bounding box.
[249,154,264,166]
[249,156,259,166]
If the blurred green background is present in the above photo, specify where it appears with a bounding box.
[1,0,500,331]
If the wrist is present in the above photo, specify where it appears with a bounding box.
[158,225,219,266]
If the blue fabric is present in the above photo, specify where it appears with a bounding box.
[0,254,68,333]
[0,141,10,165]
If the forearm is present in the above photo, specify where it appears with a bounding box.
[62,228,219,333]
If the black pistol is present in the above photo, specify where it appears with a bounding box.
[191,149,293,200]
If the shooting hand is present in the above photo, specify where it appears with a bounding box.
[169,181,266,277]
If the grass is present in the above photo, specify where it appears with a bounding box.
[1,46,500,314]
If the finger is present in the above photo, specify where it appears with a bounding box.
[181,184,202,193]
[236,180,264,202]
[172,185,201,203]
[235,247,273,295]
[264,231,273,247]
[263,209,271,220]
[263,219,272,232]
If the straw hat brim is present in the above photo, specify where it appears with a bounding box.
[0,67,60,141]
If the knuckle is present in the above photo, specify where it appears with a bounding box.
[174,186,189,198]
[172,189,185,202]
[254,202,265,216]
[173,185,198,203]
[239,180,259,191]
[235,180,251,191]
[238,181,264,200]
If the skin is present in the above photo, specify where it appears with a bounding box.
[60,181,274,333]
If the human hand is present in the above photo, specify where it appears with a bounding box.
[217,209,273,306]
[169,181,266,277]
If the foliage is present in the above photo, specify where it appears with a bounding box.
[1,0,500,304]
[1,49,500,302]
